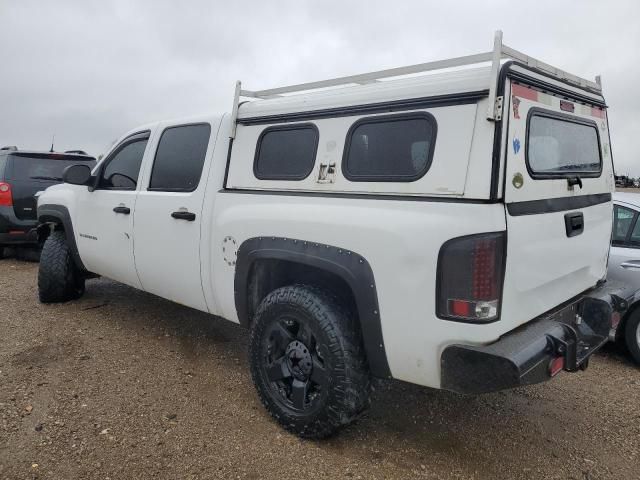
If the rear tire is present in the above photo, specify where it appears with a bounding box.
[0,246,4,259]
[249,285,370,439]
[624,310,640,365]
[38,231,85,303]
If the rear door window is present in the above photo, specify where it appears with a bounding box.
[149,123,211,191]
[342,112,437,182]
[527,110,602,178]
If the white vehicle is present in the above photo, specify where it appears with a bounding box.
[36,32,630,438]
[609,192,640,363]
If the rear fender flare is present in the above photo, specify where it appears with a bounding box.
[234,236,391,378]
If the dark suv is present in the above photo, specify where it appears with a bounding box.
[0,147,96,258]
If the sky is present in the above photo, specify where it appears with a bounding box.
[1,0,638,175]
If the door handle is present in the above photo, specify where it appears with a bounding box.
[620,261,640,270]
[113,206,131,214]
[564,212,584,237]
[171,210,196,221]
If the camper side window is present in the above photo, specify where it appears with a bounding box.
[253,124,318,181]
[342,112,437,182]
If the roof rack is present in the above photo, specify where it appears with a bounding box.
[230,30,601,136]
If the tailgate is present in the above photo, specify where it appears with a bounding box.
[500,68,615,330]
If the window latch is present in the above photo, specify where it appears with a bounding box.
[567,176,583,190]
[317,162,336,184]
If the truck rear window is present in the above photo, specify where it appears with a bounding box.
[526,110,601,178]
[9,154,96,181]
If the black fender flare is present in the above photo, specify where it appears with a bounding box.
[234,236,391,378]
[37,204,87,272]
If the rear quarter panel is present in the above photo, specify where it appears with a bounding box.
[208,192,508,388]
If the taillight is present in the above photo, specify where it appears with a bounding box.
[0,182,12,206]
[436,232,506,322]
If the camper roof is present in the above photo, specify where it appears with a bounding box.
[232,30,602,129]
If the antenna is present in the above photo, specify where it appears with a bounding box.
[50,134,55,153]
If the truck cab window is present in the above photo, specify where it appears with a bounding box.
[99,138,148,190]
[149,123,211,191]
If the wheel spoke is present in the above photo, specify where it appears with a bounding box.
[297,323,313,347]
[291,379,308,409]
[265,355,291,381]
[272,322,295,346]
[310,356,328,387]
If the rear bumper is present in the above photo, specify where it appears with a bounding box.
[441,281,632,394]
[0,206,38,245]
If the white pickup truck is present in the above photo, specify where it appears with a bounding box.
[36,32,629,438]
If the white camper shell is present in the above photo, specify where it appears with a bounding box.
[36,31,629,438]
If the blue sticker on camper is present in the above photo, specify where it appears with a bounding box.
[513,138,521,155]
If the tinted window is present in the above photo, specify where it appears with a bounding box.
[527,111,602,177]
[629,214,640,245]
[613,205,636,244]
[343,113,436,182]
[0,155,7,179]
[100,138,148,190]
[254,125,318,180]
[149,124,211,191]
[9,155,96,181]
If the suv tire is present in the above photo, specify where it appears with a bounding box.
[624,309,640,365]
[249,285,370,439]
[38,231,85,303]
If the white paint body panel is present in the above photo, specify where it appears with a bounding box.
[75,188,142,288]
[209,193,508,385]
[133,117,222,312]
[229,104,478,196]
[501,79,614,330]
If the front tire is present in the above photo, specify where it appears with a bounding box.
[38,231,85,303]
[624,310,640,365]
[249,285,370,439]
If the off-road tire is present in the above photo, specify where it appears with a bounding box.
[624,309,640,365]
[249,285,370,439]
[0,246,4,259]
[38,231,85,303]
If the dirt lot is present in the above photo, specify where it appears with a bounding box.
[1,259,639,480]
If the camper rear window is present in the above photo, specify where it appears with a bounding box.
[526,110,602,178]
[342,112,437,182]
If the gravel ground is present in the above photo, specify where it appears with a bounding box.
[1,257,639,480]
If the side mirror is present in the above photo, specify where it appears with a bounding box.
[62,164,92,186]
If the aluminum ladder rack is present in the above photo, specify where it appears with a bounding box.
[230,30,602,137]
